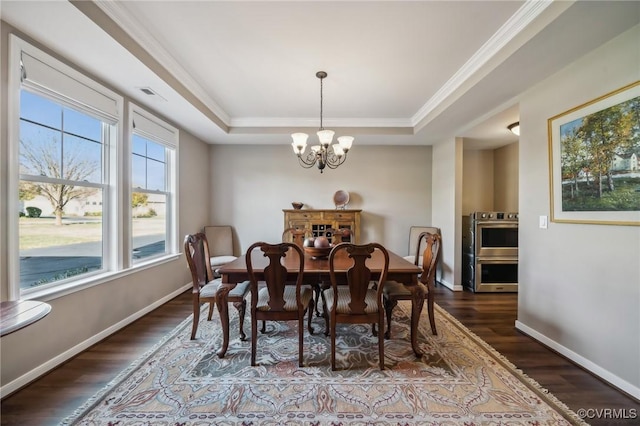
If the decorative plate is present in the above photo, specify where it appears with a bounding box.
[333,190,350,209]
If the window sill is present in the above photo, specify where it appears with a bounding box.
[23,253,181,303]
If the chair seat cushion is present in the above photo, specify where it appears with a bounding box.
[229,280,250,298]
[383,281,428,299]
[200,280,220,298]
[210,255,237,268]
[200,279,249,299]
[256,286,313,311]
[322,287,380,314]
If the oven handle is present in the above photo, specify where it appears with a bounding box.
[475,256,518,262]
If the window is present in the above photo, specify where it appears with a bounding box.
[18,91,112,291]
[129,105,178,263]
[8,35,178,300]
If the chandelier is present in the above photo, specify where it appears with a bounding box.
[291,71,354,173]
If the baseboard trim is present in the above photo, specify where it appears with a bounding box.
[515,320,640,401]
[0,283,191,399]
[436,279,463,292]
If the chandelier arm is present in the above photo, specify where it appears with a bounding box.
[325,151,347,169]
[296,153,318,168]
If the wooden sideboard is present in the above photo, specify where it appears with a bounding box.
[283,209,361,244]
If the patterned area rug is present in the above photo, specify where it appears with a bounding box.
[62,301,586,425]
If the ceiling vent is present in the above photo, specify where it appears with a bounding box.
[137,86,167,101]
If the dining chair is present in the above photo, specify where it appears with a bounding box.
[204,225,238,277]
[282,227,324,315]
[327,227,352,244]
[383,232,441,339]
[321,242,389,371]
[246,242,314,367]
[403,226,441,268]
[184,233,250,340]
[281,227,312,249]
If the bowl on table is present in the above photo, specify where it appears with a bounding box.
[303,245,333,259]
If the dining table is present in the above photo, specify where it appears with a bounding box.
[216,246,424,359]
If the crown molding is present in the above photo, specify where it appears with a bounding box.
[92,0,231,126]
[229,117,414,129]
[411,0,553,129]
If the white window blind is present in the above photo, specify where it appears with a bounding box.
[14,35,120,124]
[132,109,177,148]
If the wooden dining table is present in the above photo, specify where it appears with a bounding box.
[216,247,424,358]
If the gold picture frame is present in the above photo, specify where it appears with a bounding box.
[548,81,640,225]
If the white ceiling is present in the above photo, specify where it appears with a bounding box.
[1,1,638,150]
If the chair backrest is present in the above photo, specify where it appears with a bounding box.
[329,243,389,314]
[408,226,441,260]
[418,232,442,287]
[246,242,304,312]
[282,227,312,248]
[184,233,214,289]
[203,225,234,257]
[327,227,352,244]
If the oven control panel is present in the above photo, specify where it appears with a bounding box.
[473,211,518,221]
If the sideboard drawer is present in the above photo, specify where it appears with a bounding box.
[324,211,351,221]
[295,211,322,220]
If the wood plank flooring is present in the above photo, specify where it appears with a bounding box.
[1,287,638,425]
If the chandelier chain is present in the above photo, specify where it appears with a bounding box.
[319,76,324,130]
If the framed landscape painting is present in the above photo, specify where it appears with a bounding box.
[548,81,640,225]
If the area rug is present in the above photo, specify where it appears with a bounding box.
[62,301,586,425]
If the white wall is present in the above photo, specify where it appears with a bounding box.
[494,143,519,212]
[208,144,433,257]
[432,138,464,290]
[462,149,494,215]
[517,24,640,398]
[462,143,519,215]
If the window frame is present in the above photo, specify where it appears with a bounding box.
[126,103,179,267]
[7,35,180,302]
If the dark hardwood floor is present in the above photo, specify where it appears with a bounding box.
[1,286,638,425]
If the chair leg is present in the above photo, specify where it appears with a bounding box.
[384,299,397,340]
[307,299,315,335]
[427,290,437,335]
[320,293,330,336]
[251,313,258,366]
[234,300,247,341]
[298,312,304,368]
[261,320,266,333]
[378,314,385,370]
[313,283,322,317]
[191,295,200,340]
[207,300,215,321]
[330,320,336,371]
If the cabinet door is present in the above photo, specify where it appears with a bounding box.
[311,222,333,239]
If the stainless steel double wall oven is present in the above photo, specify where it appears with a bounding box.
[462,211,518,292]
